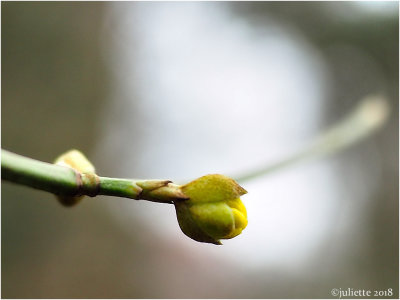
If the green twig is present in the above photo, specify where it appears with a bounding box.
[1,150,188,204]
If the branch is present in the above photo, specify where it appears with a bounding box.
[1,149,188,204]
[1,151,249,244]
[235,94,390,182]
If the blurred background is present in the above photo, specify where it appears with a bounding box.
[2,2,398,298]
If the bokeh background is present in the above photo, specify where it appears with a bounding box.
[2,2,398,298]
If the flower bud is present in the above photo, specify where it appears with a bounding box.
[175,174,247,245]
[54,149,95,206]
[54,149,95,174]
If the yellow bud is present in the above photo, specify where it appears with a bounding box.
[175,174,247,245]
[54,149,95,207]
[54,149,95,174]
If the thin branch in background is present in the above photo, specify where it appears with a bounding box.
[235,94,390,183]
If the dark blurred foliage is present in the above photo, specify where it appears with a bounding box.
[1,2,117,298]
[2,2,108,158]
[1,2,398,298]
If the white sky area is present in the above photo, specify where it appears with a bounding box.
[353,1,398,16]
[96,2,380,271]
